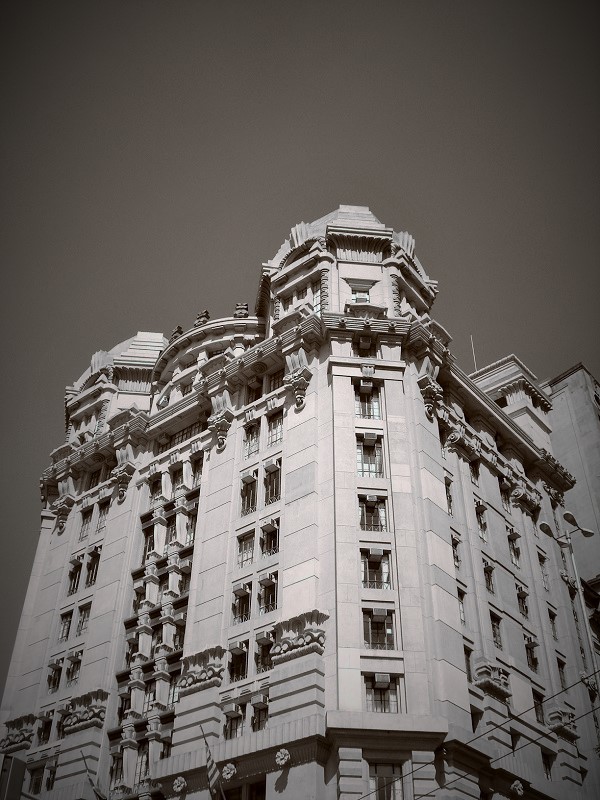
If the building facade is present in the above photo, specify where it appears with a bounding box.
[1,206,599,800]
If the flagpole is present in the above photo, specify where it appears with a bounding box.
[199,724,226,800]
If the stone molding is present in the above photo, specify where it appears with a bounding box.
[178,646,226,696]
[546,704,579,742]
[0,713,36,753]
[473,660,512,701]
[60,688,109,736]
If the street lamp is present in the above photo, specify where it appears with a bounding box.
[539,510,597,676]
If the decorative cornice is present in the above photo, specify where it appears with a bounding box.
[0,714,36,754]
[178,646,226,696]
[271,609,329,665]
[473,660,512,701]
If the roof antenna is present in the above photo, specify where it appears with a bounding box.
[470,334,478,372]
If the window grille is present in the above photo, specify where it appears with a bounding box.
[269,370,284,392]
[359,497,387,531]
[261,523,279,557]
[361,551,391,590]
[264,467,281,505]
[259,579,277,615]
[311,281,321,313]
[241,476,257,516]
[232,594,251,625]
[356,439,384,478]
[352,288,370,303]
[237,533,254,568]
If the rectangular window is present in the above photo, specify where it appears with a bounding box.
[192,456,203,487]
[244,424,260,458]
[483,560,495,594]
[490,613,502,649]
[533,690,545,724]
[355,387,381,420]
[311,281,321,313]
[267,412,283,446]
[96,501,109,533]
[364,674,399,713]
[186,512,197,545]
[352,288,371,304]
[38,716,52,745]
[499,479,511,512]
[359,497,387,531]
[29,768,44,796]
[269,369,285,392]
[296,285,307,301]
[255,641,273,674]
[261,520,279,557]
[549,610,558,640]
[252,705,268,732]
[224,708,245,739]
[361,550,392,590]
[542,752,554,780]
[352,339,378,358]
[357,438,384,478]
[368,763,403,800]
[117,695,131,725]
[464,646,473,683]
[458,590,466,625]
[65,655,81,687]
[110,756,124,791]
[475,503,487,541]
[232,586,252,624]
[149,476,162,508]
[134,741,149,787]
[165,518,177,550]
[259,573,278,614]
[167,674,180,708]
[142,531,155,563]
[47,662,62,694]
[171,466,184,497]
[241,473,257,516]
[469,460,480,487]
[76,604,91,636]
[142,681,156,713]
[264,464,281,505]
[445,480,453,516]
[237,533,254,568]
[88,469,101,490]
[67,563,81,596]
[539,554,549,590]
[229,647,248,682]
[557,659,567,690]
[85,553,100,588]
[508,533,521,568]
[59,611,72,642]
[525,637,539,672]
[247,382,263,405]
[452,536,461,570]
[363,611,395,650]
[79,509,93,541]
[517,586,529,618]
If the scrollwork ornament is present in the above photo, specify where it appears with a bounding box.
[173,776,187,793]
[275,748,290,767]
[222,763,236,782]
[510,779,524,796]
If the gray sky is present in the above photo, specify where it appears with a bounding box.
[1,0,599,693]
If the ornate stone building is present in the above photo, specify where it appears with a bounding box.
[2,206,599,800]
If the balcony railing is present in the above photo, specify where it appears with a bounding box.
[362,579,391,590]
[259,602,276,615]
[233,613,250,625]
[265,494,280,506]
[261,546,279,558]
[241,504,256,517]
[360,522,387,532]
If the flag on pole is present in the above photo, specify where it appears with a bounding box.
[200,725,226,800]
[80,750,107,800]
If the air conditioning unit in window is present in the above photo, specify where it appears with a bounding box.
[374,673,390,689]
[507,527,520,541]
[261,518,278,533]
[241,471,256,484]
[69,554,84,566]
[525,635,538,648]
[251,693,268,709]
[368,548,384,561]
[255,630,273,646]
[359,379,373,395]
[258,573,276,587]
[371,608,389,621]
[264,459,279,474]
[66,650,82,662]
[365,495,379,507]
[483,560,493,572]
[357,336,372,351]
[475,499,486,512]
[229,641,247,655]
[362,431,378,444]
[516,585,528,598]
[179,558,192,573]
[223,702,242,718]
[233,582,250,598]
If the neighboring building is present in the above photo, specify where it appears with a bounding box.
[1,206,599,800]
[542,364,600,582]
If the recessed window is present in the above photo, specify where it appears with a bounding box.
[359,496,387,531]
[475,502,487,541]
[368,763,403,800]
[549,610,558,640]
[269,369,285,392]
[452,535,461,570]
[490,612,502,649]
[483,560,495,594]
[533,690,545,724]
[264,461,281,505]
[85,551,100,587]
[311,281,321,313]
[445,479,453,516]
[241,471,258,516]
[229,642,248,682]
[557,659,567,690]
[244,424,260,458]
[237,532,254,568]
[361,549,392,590]
[525,636,539,672]
[364,674,400,713]
[464,646,473,682]
[258,572,278,614]
[355,385,381,419]
[260,519,279,557]
[224,704,246,739]
[357,436,384,478]
[352,288,371,304]
[58,611,72,642]
[363,610,395,650]
[134,741,150,787]
[538,554,549,591]
[232,584,252,624]
[96,501,109,534]
[508,530,521,568]
[458,590,466,625]
[267,412,283,446]
[469,461,480,487]
[67,562,81,596]
[542,751,554,780]
[76,604,91,636]
[79,509,93,541]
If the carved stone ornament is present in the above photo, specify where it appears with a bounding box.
[170,326,183,343]
[207,408,234,450]
[510,780,524,797]
[560,570,578,594]
[510,482,542,516]
[222,763,236,782]
[194,309,210,327]
[60,689,109,736]
[173,776,187,793]
[0,714,36,753]
[473,661,512,701]
[581,672,598,700]
[546,705,579,742]
[51,493,76,533]
[271,609,329,665]
[284,367,312,410]
[178,647,226,696]
[111,461,136,503]
[417,373,444,421]
[542,482,565,507]
[233,303,249,318]
[539,449,576,487]
[275,748,291,767]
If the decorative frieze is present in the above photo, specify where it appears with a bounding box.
[60,689,109,735]
[546,704,579,742]
[0,713,36,753]
[284,349,312,410]
[178,647,226,696]
[207,390,234,450]
[539,449,576,488]
[111,461,136,503]
[270,609,329,665]
[51,493,76,533]
[417,373,444,421]
[542,482,564,507]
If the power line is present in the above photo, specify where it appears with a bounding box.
[414,704,600,800]
[355,668,599,800]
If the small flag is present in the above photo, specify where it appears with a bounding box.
[80,750,107,800]
[200,725,226,800]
